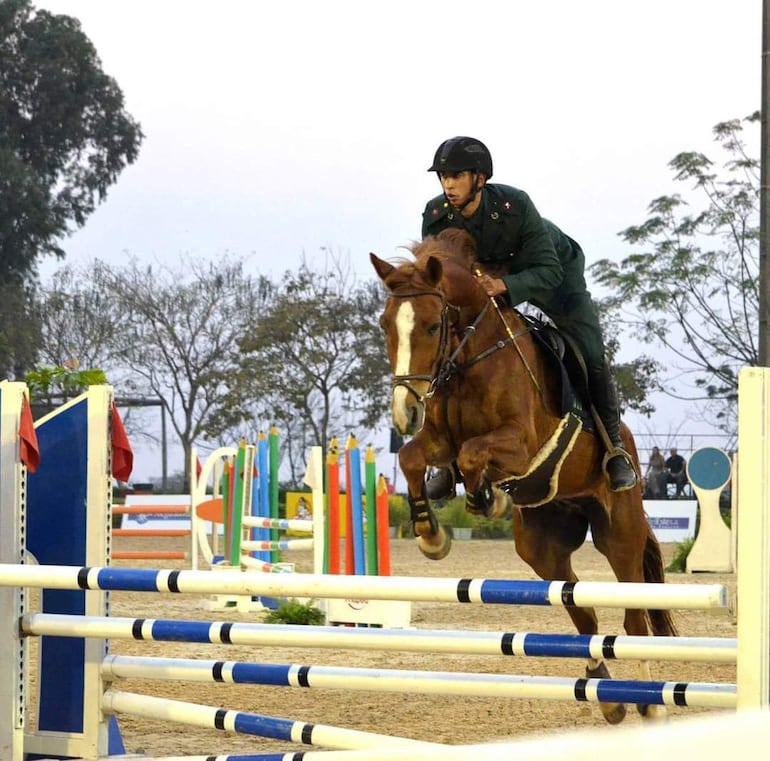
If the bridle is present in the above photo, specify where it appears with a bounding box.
[386,286,532,405]
[386,289,455,404]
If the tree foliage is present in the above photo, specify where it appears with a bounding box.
[0,280,40,379]
[91,256,273,482]
[589,112,759,433]
[239,253,391,484]
[0,0,143,283]
[32,252,393,487]
[25,361,107,411]
[36,264,124,371]
[595,303,662,417]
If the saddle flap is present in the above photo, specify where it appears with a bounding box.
[527,320,592,425]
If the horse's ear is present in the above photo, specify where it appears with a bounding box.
[425,255,443,286]
[370,252,395,281]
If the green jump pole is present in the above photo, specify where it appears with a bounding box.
[269,426,280,564]
[365,444,378,575]
[228,441,246,566]
[222,456,233,561]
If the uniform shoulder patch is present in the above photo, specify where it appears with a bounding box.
[423,195,451,220]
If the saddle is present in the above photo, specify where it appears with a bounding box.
[520,313,595,434]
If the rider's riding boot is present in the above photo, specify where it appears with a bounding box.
[587,365,639,492]
[426,464,460,500]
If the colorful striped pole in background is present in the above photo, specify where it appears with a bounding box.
[346,435,365,576]
[325,438,340,574]
[269,426,280,563]
[365,446,378,575]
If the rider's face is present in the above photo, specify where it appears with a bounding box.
[439,171,480,209]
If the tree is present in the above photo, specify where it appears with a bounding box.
[589,113,759,434]
[92,256,273,485]
[0,0,143,282]
[239,252,391,485]
[596,302,662,417]
[36,264,125,372]
[0,280,40,378]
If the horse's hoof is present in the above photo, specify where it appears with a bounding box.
[587,661,627,725]
[637,704,668,721]
[488,489,512,519]
[600,702,627,725]
[415,525,452,560]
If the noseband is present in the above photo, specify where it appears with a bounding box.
[387,288,492,404]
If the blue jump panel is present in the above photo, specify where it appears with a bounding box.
[27,398,89,735]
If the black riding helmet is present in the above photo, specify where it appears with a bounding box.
[428,136,493,179]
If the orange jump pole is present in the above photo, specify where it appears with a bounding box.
[112,504,190,515]
[375,473,391,575]
[112,551,188,560]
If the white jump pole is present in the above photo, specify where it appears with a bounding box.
[101,689,443,751]
[0,564,730,610]
[22,612,738,663]
[99,654,737,709]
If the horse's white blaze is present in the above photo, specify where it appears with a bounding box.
[394,301,415,375]
[391,302,415,429]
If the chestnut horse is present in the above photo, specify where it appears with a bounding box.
[370,229,677,725]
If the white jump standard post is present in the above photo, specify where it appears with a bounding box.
[0,381,29,761]
[736,368,770,710]
[685,446,733,573]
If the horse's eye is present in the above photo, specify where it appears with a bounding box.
[427,323,441,337]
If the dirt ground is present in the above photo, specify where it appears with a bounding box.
[81,535,736,757]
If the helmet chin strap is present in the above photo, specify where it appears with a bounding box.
[444,171,483,215]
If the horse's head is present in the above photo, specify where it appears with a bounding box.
[370,230,484,436]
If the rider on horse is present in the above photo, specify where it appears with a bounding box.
[421,135,638,496]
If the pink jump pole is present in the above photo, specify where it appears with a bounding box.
[325,439,341,575]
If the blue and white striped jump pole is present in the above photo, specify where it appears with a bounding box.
[100,655,737,709]
[22,613,737,664]
[101,690,443,751]
[0,565,730,610]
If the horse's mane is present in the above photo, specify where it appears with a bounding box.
[411,229,476,270]
[384,230,477,291]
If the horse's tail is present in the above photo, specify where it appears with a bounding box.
[643,522,679,637]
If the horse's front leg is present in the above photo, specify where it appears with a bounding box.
[457,424,530,517]
[398,439,452,561]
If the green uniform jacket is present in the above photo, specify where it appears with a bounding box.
[421,183,606,371]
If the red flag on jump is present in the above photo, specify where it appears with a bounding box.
[19,396,40,473]
[111,404,133,482]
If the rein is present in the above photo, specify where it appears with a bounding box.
[474,268,544,402]
[387,285,537,402]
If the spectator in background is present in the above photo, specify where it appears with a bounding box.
[665,447,688,498]
[644,446,667,499]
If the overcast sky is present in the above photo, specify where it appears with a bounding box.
[34,1,760,480]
